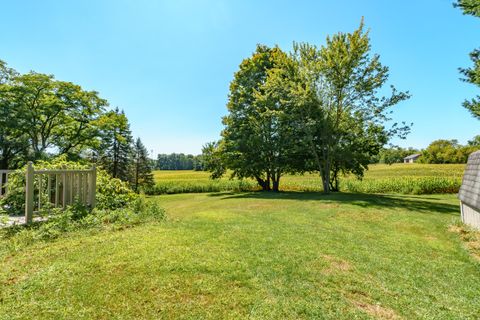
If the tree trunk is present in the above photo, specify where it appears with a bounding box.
[135,161,139,192]
[329,165,340,192]
[272,174,280,192]
[266,171,271,191]
[264,177,271,191]
[320,158,330,194]
[255,176,270,191]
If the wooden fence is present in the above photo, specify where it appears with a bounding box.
[0,162,97,224]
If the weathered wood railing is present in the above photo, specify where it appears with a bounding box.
[25,162,96,224]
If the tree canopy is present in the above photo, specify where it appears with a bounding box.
[455,0,480,119]
[0,59,154,192]
[204,21,410,192]
[213,45,298,191]
[0,60,109,168]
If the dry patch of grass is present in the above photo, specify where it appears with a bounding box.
[352,300,400,320]
[322,255,353,274]
[449,223,480,261]
[344,288,400,319]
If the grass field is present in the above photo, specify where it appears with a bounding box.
[1,192,479,319]
[150,163,465,195]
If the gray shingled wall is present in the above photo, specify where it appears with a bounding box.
[459,151,480,209]
[459,150,480,229]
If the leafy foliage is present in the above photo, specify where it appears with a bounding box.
[289,20,410,192]
[0,62,108,167]
[0,59,153,188]
[455,0,480,17]
[213,45,296,191]
[376,147,420,164]
[205,21,410,193]
[0,61,29,169]
[455,0,480,118]
[420,139,476,164]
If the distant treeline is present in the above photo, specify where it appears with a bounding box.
[155,153,203,170]
[374,136,480,164]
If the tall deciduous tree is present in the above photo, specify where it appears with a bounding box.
[213,45,297,191]
[289,21,410,192]
[455,0,480,118]
[0,60,29,169]
[133,137,154,191]
[1,66,108,164]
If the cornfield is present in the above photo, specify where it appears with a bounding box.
[147,163,465,195]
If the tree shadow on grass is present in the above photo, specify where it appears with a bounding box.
[208,191,459,216]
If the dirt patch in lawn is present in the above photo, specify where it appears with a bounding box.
[352,300,400,319]
[449,224,480,262]
[322,255,352,274]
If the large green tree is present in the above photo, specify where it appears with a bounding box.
[213,45,298,191]
[455,0,480,118]
[288,21,410,192]
[0,60,29,169]
[12,73,108,160]
[0,61,109,167]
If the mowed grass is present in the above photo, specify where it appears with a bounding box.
[1,192,479,319]
[151,163,466,195]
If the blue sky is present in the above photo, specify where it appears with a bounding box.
[1,0,479,155]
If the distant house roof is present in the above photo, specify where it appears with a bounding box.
[404,154,421,160]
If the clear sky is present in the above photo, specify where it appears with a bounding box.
[1,0,479,155]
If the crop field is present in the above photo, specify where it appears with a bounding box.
[1,192,478,319]
[151,163,465,195]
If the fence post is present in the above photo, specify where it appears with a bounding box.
[25,162,34,224]
[89,165,96,208]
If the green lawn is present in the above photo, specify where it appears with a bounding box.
[1,192,479,319]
